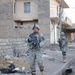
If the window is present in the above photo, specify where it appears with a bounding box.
[57,6,59,16]
[20,22,23,25]
[24,2,30,13]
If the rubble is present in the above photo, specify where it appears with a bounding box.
[0,45,75,75]
[4,55,11,60]
[0,64,7,69]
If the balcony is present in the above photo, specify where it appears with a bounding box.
[50,4,72,27]
[62,12,72,27]
[65,17,72,27]
[56,0,69,8]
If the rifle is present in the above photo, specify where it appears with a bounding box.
[28,33,40,48]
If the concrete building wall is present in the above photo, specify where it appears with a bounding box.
[38,0,50,46]
[50,20,60,44]
[50,0,59,18]
[50,0,60,44]
[0,0,15,38]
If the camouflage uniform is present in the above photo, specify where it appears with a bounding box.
[27,31,45,75]
[59,32,68,62]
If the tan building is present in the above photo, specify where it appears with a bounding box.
[50,0,73,44]
[0,0,50,56]
[65,23,75,42]
[0,0,74,56]
[13,0,50,46]
[0,0,50,45]
[0,0,73,44]
[13,0,73,44]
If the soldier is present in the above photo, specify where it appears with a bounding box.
[58,32,68,63]
[27,24,45,75]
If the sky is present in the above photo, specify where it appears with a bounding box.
[64,0,75,23]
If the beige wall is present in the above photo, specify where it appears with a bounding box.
[50,0,59,6]
[50,0,73,44]
[50,0,72,28]
[14,0,38,21]
[65,17,72,27]
[50,0,59,18]
[66,33,72,42]
[50,20,60,44]
[50,0,60,44]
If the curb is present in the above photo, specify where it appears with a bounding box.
[53,58,73,75]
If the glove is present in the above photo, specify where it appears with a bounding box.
[28,37,33,43]
[40,42,44,47]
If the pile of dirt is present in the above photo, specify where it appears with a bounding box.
[0,59,30,70]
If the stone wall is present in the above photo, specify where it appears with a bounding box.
[0,38,28,59]
[0,37,50,58]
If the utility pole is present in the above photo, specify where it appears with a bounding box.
[59,0,62,33]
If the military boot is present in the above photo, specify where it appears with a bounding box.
[63,56,66,63]
[32,74,36,75]
[41,71,45,75]
[31,72,36,75]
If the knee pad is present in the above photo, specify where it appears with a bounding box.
[62,52,66,56]
[40,68,44,72]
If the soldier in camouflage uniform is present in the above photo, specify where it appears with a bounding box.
[27,24,45,75]
[58,32,68,63]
